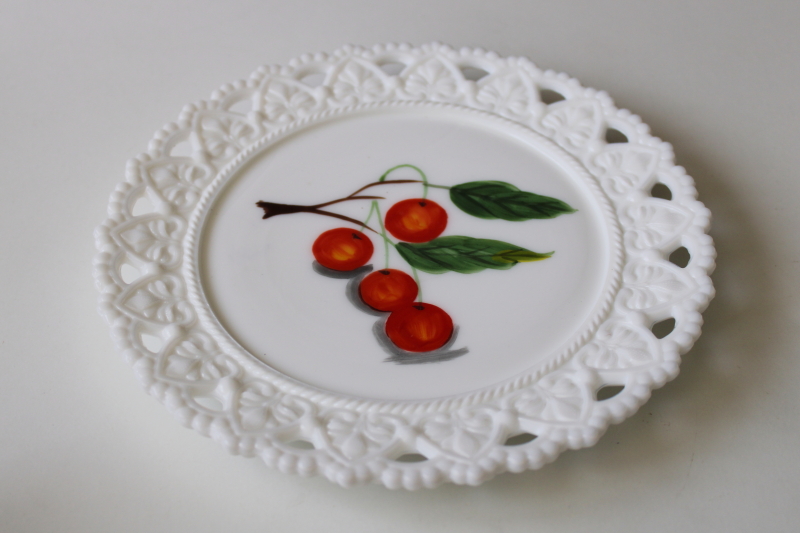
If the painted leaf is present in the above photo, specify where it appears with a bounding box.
[492,249,551,264]
[396,236,552,274]
[449,181,576,220]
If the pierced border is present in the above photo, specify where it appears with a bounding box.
[94,42,715,489]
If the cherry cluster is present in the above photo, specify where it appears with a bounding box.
[312,198,453,353]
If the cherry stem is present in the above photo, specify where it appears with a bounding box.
[378,164,431,199]
[348,179,421,196]
[312,195,384,208]
[361,201,377,232]
[371,200,391,269]
[255,167,450,232]
[256,201,379,234]
[364,199,423,300]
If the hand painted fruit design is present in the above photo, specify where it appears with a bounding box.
[385,303,454,352]
[257,164,576,364]
[384,199,448,243]
[312,228,373,271]
[358,269,418,312]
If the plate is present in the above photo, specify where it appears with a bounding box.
[94,43,715,488]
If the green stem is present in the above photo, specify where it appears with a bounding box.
[361,201,377,232]
[372,200,391,269]
[410,266,423,303]
[369,212,423,302]
[374,165,435,299]
[378,164,431,199]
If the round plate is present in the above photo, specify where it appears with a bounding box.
[94,43,715,488]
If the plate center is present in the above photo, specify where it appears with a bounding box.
[198,105,613,400]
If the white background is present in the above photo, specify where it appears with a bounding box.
[2,1,798,531]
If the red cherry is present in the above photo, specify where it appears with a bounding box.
[384,199,448,243]
[312,228,374,271]
[385,303,454,352]
[359,269,419,311]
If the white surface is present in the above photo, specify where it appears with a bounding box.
[201,106,610,399]
[1,0,798,530]
[94,43,708,488]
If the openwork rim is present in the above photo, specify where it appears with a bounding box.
[94,42,715,488]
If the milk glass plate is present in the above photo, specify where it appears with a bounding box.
[94,43,715,488]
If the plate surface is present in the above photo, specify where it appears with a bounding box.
[94,43,715,488]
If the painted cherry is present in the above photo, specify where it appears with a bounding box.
[359,269,419,311]
[385,303,454,352]
[312,228,374,271]
[384,199,448,243]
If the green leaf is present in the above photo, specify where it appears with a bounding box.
[449,181,576,221]
[396,236,553,274]
[491,249,553,264]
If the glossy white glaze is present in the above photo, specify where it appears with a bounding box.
[94,43,715,488]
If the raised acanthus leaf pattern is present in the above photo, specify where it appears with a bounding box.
[541,99,604,152]
[116,275,195,325]
[475,73,532,118]
[237,381,312,432]
[593,145,660,196]
[196,112,264,164]
[622,199,692,250]
[421,408,497,458]
[158,332,237,383]
[332,61,389,103]
[111,214,185,268]
[580,321,660,370]
[511,374,587,422]
[145,159,213,212]
[404,59,460,101]
[325,411,403,460]
[262,80,318,123]
[619,261,696,312]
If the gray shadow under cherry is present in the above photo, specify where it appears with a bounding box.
[312,261,469,364]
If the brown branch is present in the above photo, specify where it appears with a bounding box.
[311,195,384,208]
[308,208,379,233]
[256,178,429,234]
[346,179,422,197]
[256,201,378,233]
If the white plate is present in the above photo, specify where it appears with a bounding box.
[94,43,715,488]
